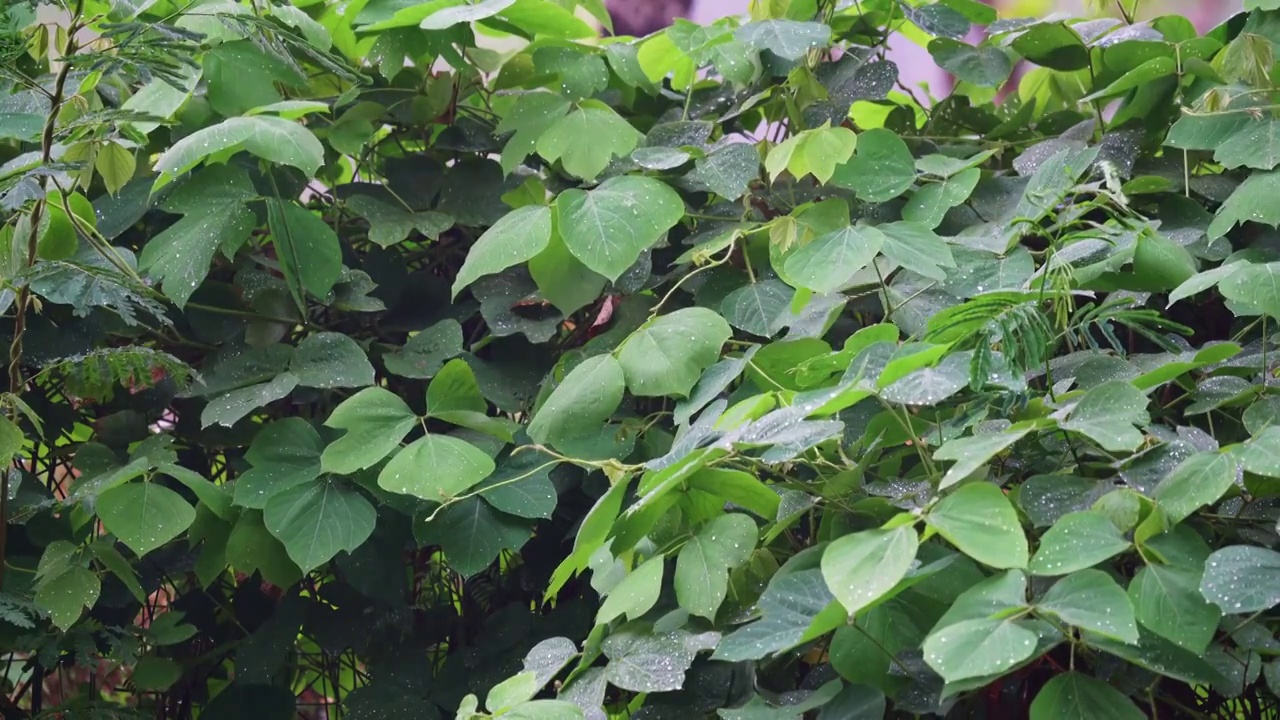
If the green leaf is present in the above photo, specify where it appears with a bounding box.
[1058,381,1150,453]
[765,124,857,184]
[153,116,324,188]
[923,616,1039,682]
[1029,673,1144,720]
[201,373,300,428]
[321,388,418,475]
[1208,170,1280,240]
[97,482,196,558]
[1038,569,1138,643]
[420,0,514,28]
[263,479,376,573]
[1085,57,1177,102]
[138,166,255,309]
[504,701,586,720]
[476,454,557,519]
[683,143,761,200]
[266,199,344,307]
[616,308,733,397]
[89,539,146,604]
[452,205,553,297]
[527,355,626,448]
[226,510,302,587]
[598,555,665,625]
[736,20,831,60]
[902,167,980,228]
[1130,563,1220,654]
[237,419,323,508]
[831,129,915,201]
[344,195,452,248]
[556,176,684,281]
[934,428,1029,489]
[536,101,642,180]
[783,224,886,293]
[1219,261,1280,319]
[1200,545,1280,613]
[528,232,607,315]
[926,482,1029,569]
[35,566,100,631]
[1152,452,1237,524]
[290,332,375,389]
[379,433,495,501]
[497,92,573,174]
[721,279,792,337]
[1029,511,1131,576]
[879,221,956,281]
[427,358,486,416]
[1010,22,1088,71]
[383,319,464,379]
[675,514,759,618]
[929,39,1013,87]
[416,497,533,577]
[820,525,918,616]
[486,671,538,714]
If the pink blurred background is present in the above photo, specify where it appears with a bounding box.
[609,0,1241,91]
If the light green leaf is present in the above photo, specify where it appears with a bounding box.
[926,482,1028,569]
[1152,452,1237,524]
[1058,381,1150,452]
[1200,545,1280,613]
[1029,511,1131,576]
[783,224,886,293]
[556,176,684,281]
[290,332,375,389]
[453,205,553,297]
[95,142,136,195]
[537,101,642,180]
[263,478,376,573]
[675,514,759,618]
[503,700,586,720]
[821,525,918,616]
[345,195,453,248]
[1029,673,1144,720]
[379,433,495,501]
[321,388,418,475]
[527,355,626,447]
[597,555,665,625]
[616,307,733,397]
[1168,263,1247,307]
[933,428,1030,489]
[765,124,857,184]
[831,129,915,201]
[485,671,538,714]
[1038,569,1138,643]
[923,616,1039,682]
[97,482,196,558]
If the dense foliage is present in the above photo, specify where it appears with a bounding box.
[7,0,1280,716]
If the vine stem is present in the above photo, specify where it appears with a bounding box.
[2,1,85,590]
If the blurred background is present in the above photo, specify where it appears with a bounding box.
[607,0,1242,90]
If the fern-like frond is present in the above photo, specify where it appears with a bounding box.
[41,347,192,401]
